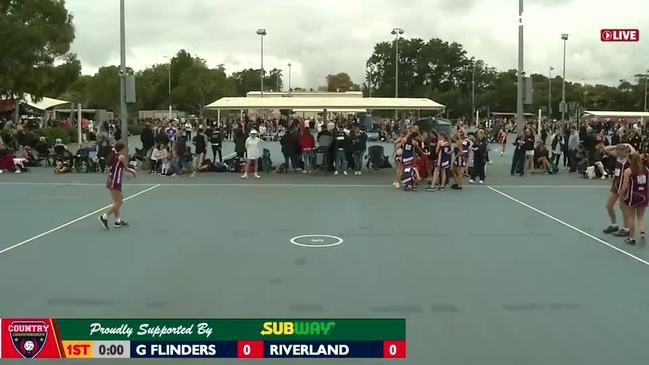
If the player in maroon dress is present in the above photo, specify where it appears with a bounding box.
[619,153,649,245]
[99,142,136,230]
[602,143,634,236]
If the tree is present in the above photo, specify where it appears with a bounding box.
[172,65,236,116]
[0,0,75,99]
[86,66,121,111]
[326,72,356,92]
[230,68,283,95]
[44,53,82,98]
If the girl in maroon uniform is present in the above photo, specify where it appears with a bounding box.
[602,143,634,236]
[620,153,648,245]
[99,142,136,230]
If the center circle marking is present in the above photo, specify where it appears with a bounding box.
[290,235,343,248]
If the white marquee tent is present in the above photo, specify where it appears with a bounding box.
[206,97,445,111]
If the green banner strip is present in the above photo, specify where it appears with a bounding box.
[56,319,405,341]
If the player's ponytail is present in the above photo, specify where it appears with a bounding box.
[106,142,125,168]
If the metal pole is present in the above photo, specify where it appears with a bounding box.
[471,64,476,125]
[516,0,524,130]
[77,102,82,144]
[260,35,264,98]
[644,70,649,111]
[119,0,129,153]
[548,67,552,120]
[168,60,172,120]
[395,35,399,99]
[561,37,567,122]
[288,63,292,94]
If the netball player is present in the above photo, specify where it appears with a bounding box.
[392,130,409,188]
[451,129,471,190]
[619,153,648,245]
[400,131,424,190]
[99,142,136,230]
[497,126,507,156]
[602,143,635,236]
[428,132,451,191]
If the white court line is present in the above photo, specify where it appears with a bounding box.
[487,186,649,268]
[0,181,608,189]
[0,184,161,255]
[489,185,609,189]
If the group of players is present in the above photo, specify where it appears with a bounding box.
[394,127,491,191]
[603,143,649,245]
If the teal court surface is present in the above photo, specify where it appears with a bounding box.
[2,163,649,364]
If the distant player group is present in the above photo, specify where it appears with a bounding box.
[602,143,648,245]
[394,127,490,191]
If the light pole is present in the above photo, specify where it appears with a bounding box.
[119,0,129,152]
[164,56,172,120]
[548,66,554,120]
[391,27,404,98]
[516,0,525,130]
[561,33,569,122]
[288,63,292,94]
[256,29,267,97]
[636,70,649,112]
[471,62,476,125]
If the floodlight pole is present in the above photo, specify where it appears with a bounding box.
[516,0,525,130]
[119,0,129,152]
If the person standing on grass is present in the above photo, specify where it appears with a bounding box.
[619,152,649,245]
[241,129,261,179]
[99,142,136,230]
[191,129,207,178]
[602,143,634,236]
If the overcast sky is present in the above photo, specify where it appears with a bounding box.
[66,0,647,89]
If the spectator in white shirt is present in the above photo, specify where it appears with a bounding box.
[241,129,262,180]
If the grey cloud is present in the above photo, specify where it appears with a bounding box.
[66,0,647,88]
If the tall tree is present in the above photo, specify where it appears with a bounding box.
[0,0,75,99]
[44,53,82,98]
[326,72,357,92]
[172,65,236,116]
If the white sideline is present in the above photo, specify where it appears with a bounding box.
[487,186,649,268]
[0,184,161,255]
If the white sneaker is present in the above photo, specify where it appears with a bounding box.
[469,179,475,184]
[302,170,307,174]
[190,172,196,178]
[344,171,348,176]
[15,170,21,174]
[255,174,261,179]
[241,174,248,179]
[393,182,400,188]
[479,180,484,184]
[334,171,339,176]
[0,170,3,174]
[358,171,362,176]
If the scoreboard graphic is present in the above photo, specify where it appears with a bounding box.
[0,318,406,359]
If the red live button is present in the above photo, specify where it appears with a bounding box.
[601,29,639,42]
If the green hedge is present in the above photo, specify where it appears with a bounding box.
[33,127,78,144]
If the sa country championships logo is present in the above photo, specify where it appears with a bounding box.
[8,320,49,358]
[601,29,639,42]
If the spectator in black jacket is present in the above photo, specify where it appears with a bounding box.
[140,123,155,155]
[511,131,525,176]
[281,130,300,172]
[333,127,350,176]
[351,126,367,175]
[208,126,223,163]
[233,124,246,158]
